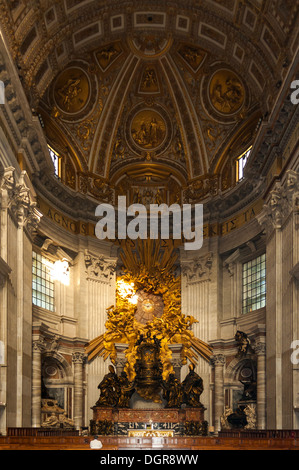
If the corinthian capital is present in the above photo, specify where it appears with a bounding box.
[257,183,287,233]
[254,342,266,356]
[0,168,41,235]
[181,251,213,282]
[212,354,226,366]
[0,166,17,208]
[72,351,86,364]
[84,249,117,282]
[285,169,299,212]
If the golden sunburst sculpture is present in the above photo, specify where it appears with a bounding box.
[85,239,213,382]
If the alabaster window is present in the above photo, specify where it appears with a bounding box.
[48,145,61,178]
[242,253,266,314]
[236,146,252,182]
[32,251,55,311]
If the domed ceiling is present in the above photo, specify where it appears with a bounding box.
[1,0,298,214]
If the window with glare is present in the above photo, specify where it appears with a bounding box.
[48,145,61,177]
[32,251,55,311]
[242,253,266,314]
[236,146,252,182]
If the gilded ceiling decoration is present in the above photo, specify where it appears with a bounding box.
[209,70,245,116]
[0,0,297,211]
[53,67,90,115]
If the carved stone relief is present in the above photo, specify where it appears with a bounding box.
[181,252,213,283]
[257,170,299,234]
[84,250,116,282]
[0,167,41,238]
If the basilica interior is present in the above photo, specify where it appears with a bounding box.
[0,0,298,451]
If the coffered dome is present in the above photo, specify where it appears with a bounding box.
[1,0,297,217]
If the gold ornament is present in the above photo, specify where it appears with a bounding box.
[209,70,245,115]
[54,67,90,114]
[86,239,213,389]
[131,110,166,149]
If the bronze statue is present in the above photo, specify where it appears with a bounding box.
[182,363,204,407]
[96,365,120,407]
[240,377,257,401]
[235,330,252,357]
[117,371,134,408]
[162,373,183,408]
[134,332,163,403]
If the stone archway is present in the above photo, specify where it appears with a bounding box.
[41,352,73,426]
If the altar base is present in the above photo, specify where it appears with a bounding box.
[90,406,206,436]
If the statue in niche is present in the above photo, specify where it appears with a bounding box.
[182,363,204,408]
[162,373,183,408]
[42,412,60,428]
[59,412,75,429]
[227,405,247,429]
[41,376,54,399]
[154,188,163,204]
[235,330,252,357]
[244,404,257,429]
[96,365,120,407]
[133,188,142,203]
[221,406,234,429]
[239,377,257,402]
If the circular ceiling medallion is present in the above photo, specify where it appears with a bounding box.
[126,104,172,155]
[209,69,245,115]
[131,109,166,150]
[134,290,164,324]
[53,67,90,115]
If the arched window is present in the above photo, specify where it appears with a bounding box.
[48,145,61,177]
[236,146,252,182]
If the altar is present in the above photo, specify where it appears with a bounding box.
[90,406,206,436]
[85,240,213,438]
[127,430,173,437]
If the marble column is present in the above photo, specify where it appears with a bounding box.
[213,354,225,433]
[255,342,266,429]
[32,339,45,427]
[72,352,85,430]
